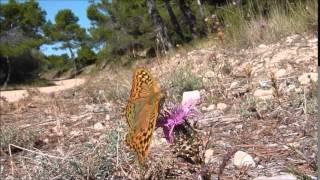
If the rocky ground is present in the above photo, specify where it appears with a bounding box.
[0,34,318,179]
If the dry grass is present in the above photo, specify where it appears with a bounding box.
[216,0,318,48]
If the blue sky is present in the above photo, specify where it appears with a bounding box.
[38,0,93,57]
[1,0,94,56]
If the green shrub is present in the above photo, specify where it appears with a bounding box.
[169,65,203,98]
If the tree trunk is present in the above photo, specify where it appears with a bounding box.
[178,0,198,39]
[67,43,78,77]
[164,0,185,41]
[146,0,173,50]
[1,56,11,90]
[197,0,207,36]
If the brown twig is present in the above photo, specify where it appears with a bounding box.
[218,148,238,180]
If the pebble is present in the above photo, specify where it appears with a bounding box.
[233,151,256,168]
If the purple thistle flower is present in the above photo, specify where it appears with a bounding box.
[157,100,198,143]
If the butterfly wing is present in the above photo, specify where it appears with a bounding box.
[126,97,159,164]
[125,68,160,129]
[125,68,162,164]
[129,69,154,100]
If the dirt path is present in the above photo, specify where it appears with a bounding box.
[0,78,86,102]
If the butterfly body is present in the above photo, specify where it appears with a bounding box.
[125,68,162,164]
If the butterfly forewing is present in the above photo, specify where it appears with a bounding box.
[129,69,154,100]
[125,68,161,165]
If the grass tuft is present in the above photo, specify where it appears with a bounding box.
[216,0,318,48]
[167,65,203,99]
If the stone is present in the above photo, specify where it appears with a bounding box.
[205,71,215,78]
[70,130,81,136]
[257,165,264,169]
[258,80,271,89]
[201,106,207,111]
[253,89,273,100]
[286,34,299,43]
[286,37,294,43]
[182,90,201,106]
[275,69,287,78]
[253,174,297,180]
[308,38,318,44]
[93,122,105,130]
[295,87,302,93]
[298,73,318,85]
[151,137,167,147]
[206,104,216,111]
[235,124,243,129]
[217,103,228,111]
[233,151,256,168]
[204,149,214,164]
[287,84,296,92]
[258,44,267,48]
[230,81,239,89]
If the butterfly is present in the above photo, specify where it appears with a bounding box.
[125,68,164,165]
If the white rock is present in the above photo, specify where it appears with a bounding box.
[287,84,296,92]
[70,130,81,136]
[93,122,105,130]
[235,124,243,129]
[233,151,256,168]
[275,69,287,78]
[253,89,273,100]
[152,137,167,147]
[298,73,318,85]
[295,87,302,93]
[286,37,294,43]
[105,114,110,121]
[217,103,228,111]
[258,80,271,88]
[206,104,216,111]
[257,165,264,169]
[98,90,105,95]
[182,90,201,106]
[258,44,267,48]
[205,71,215,78]
[216,53,223,58]
[204,149,214,164]
[253,174,297,180]
[288,142,299,148]
[286,34,299,43]
[230,81,239,89]
[308,38,318,43]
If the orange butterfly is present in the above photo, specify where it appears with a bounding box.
[125,68,163,164]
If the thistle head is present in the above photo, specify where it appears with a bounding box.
[157,99,198,143]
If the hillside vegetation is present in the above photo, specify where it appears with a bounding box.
[0,0,317,85]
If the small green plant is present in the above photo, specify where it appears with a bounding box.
[306,96,317,114]
[239,97,257,118]
[0,125,38,153]
[169,65,203,99]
